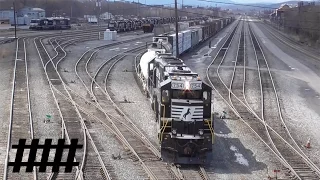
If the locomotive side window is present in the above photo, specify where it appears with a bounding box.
[203,91,208,100]
[162,90,169,103]
[203,91,210,103]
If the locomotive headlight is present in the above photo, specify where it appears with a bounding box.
[199,129,204,136]
[172,129,177,135]
[185,81,190,90]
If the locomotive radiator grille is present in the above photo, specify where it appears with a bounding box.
[171,99,203,121]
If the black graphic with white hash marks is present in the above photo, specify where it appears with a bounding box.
[8,139,83,172]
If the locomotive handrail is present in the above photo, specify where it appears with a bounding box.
[159,119,169,142]
[205,119,214,143]
[161,104,166,118]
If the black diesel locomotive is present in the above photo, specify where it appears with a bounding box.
[29,17,71,30]
[138,50,214,164]
[155,54,213,164]
[136,16,234,164]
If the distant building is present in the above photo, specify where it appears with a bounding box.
[0,10,14,24]
[19,7,45,19]
[100,12,114,20]
[0,6,45,25]
[270,4,291,22]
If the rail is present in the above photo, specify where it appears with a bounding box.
[206,17,320,179]
[4,38,37,180]
[69,36,179,179]
[34,37,83,180]
[249,23,320,179]
[205,19,298,178]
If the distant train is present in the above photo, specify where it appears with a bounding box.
[29,17,71,30]
[153,17,234,56]
[135,16,234,164]
[107,16,213,33]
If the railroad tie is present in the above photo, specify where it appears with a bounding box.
[99,167,108,180]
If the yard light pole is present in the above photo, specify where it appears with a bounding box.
[174,0,179,58]
[13,1,17,39]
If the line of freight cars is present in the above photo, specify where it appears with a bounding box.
[152,17,234,56]
[107,16,210,33]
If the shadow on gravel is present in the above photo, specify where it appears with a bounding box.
[205,119,267,174]
[214,116,232,135]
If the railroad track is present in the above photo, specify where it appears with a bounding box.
[248,23,320,179]
[34,35,113,179]
[133,48,214,180]
[178,166,210,180]
[61,35,182,179]
[44,34,158,179]
[206,17,320,179]
[4,38,36,180]
[90,46,179,179]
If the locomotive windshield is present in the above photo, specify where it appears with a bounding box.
[172,90,201,99]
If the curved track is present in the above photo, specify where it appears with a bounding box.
[38,32,179,179]
[79,43,179,179]
[34,35,114,179]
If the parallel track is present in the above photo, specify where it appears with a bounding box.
[34,37,83,180]
[206,17,320,180]
[4,38,36,180]
[47,34,160,179]
[34,35,114,179]
[248,23,320,179]
[90,46,179,179]
[70,36,181,179]
[44,33,158,179]
[52,37,125,180]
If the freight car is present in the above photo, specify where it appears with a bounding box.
[135,17,234,164]
[152,17,234,56]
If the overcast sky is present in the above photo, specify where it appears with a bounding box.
[232,0,292,3]
[142,0,299,5]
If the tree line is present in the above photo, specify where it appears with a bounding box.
[0,0,221,18]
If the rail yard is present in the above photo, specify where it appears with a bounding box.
[0,10,320,180]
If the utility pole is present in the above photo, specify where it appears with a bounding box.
[181,0,184,17]
[96,0,101,27]
[138,0,140,18]
[107,0,111,22]
[70,0,73,18]
[13,1,17,39]
[174,0,179,58]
